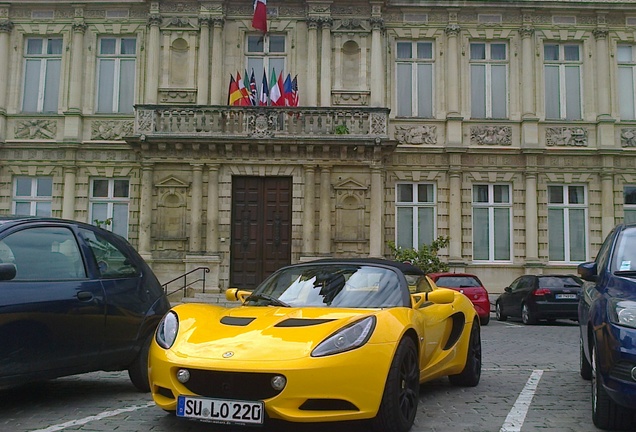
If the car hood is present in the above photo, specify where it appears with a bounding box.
[170,303,381,362]
[607,275,636,301]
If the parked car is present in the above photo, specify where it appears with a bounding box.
[0,216,170,391]
[428,272,490,325]
[149,258,481,432]
[495,274,582,325]
[578,223,636,430]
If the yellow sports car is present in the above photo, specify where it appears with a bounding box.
[149,258,481,432]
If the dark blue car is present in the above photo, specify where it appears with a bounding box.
[0,216,170,391]
[578,223,636,430]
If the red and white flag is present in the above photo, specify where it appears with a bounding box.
[252,0,267,33]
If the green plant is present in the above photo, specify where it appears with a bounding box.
[93,218,113,229]
[387,236,450,274]
[334,124,350,134]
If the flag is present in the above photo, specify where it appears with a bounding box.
[228,74,243,106]
[252,0,267,33]
[290,74,299,107]
[274,71,285,106]
[236,71,250,106]
[249,69,258,106]
[259,69,269,106]
[283,74,293,106]
[269,68,281,106]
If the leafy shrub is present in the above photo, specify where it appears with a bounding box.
[387,236,450,274]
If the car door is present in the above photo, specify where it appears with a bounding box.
[501,277,522,315]
[78,227,148,365]
[0,224,105,377]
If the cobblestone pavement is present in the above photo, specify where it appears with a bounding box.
[0,317,608,432]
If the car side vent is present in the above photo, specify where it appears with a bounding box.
[442,313,466,350]
[275,318,335,327]
[220,317,256,326]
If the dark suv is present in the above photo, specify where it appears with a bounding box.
[578,223,636,430]
[0,216,170,391]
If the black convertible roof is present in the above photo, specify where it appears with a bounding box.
[306,257,425,275]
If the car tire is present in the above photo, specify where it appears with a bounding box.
[128,334,152,392]
[591,343,633,430]
[449,320,481,387]
[579,336,592,381]
[372,337,419,432]
[495,302,507,321]
[521,303,537,325]
[480,314,490,326]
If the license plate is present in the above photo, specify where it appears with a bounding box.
[556,294,577,299]
[177,395,264,425]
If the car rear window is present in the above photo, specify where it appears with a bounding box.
[435,276,481,288]
[537,276,581,288]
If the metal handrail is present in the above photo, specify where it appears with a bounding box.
[162,266,210,297]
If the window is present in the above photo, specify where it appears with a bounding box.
[23,37,62,113]
[544,43,582,120]
[624,186,636,223]
[246,34,286,95]
[472,184,512,261]
[470,42,508,119]
[395,183,436,249]
[395,41,434,117]
[96,37,136,113]
[618,45,636,120]
[79,228,137,278]
[13,177,53,216]
[89,178,130,238]
[547,185,587,262]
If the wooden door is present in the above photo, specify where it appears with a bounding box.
[230,176,292,288]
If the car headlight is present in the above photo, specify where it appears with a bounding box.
[156,311,179,349]
[608,299,636,329]
[311,316,376,357]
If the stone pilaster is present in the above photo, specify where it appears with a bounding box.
[306,18,319,106]
[445,23,461,116]
[0,19,13,141]
[524,171,539,262]
[62,167,77,220]
[369,17,384,107]
[520,25,536,118]
[210,18,225,105]
[139,163,154,258]
[369,165,384,257]
[319,166,332,255]
[189,164,203,253]
[145,13,162,104]
[197,17,212,105]
[206,164,220,253]
[302,166,316,256]
[320,19,332,107]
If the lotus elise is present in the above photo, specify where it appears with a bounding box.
[149,258,481,432]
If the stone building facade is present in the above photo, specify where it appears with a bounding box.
[1,0,636,293]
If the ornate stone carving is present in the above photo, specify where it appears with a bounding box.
[136,110,155,134]
[593,28,609,40]
[72,22,88,33]
[147,13,162,26]
[370,17,384,30]
[395,125,437,145]
[198,16,213,28]
[91,120,134,140]
[445,24,461,36]
[15,119,57,140]
[546,127,588,147]
[332,19,369,32]
[159,89,197,104]
[470,126,512,146]
[0,20,13,33]
[519,25,535,37]
[307,17,320,30]
[621,128,636,147]
[248,111,277,138]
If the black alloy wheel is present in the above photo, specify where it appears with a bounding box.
[495,302,507,321]
[449,320,482,387]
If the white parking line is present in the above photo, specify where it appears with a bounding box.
[500,369,544,432]
[31,401,154,432]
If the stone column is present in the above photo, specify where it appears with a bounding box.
[448,168,462,261]
[369,18,384,107]
[320,19,332,107]
[196,17,211,105]
[303,166,316,256]
[139,163,154,258]
[520,26,536,117]
[206,165,219,253]
[369,165,384,257]
[0,20,13,141]
[190,164,203,253]
[524,172,539,262]
[445,24,461,116]
[145,14,162,104]
[593,28,611,118]
[210,18,225,105]
[601,171,615,237]
[306,18,319,106]
[68,21,87,112]
[62,167,77,220]
[319,166,332,255]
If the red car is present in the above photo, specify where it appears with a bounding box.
[428,272,491,325]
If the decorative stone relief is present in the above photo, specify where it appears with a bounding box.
[395,125,437,145]
[159,89,197,104]
[334,178,368,242]
[621,128,636,147]
[155,176,188,241]
[332,19,370,33]
[546,127,588,147]
[470,126,512,146]
[91,120,134,140]
[15,119,57,140]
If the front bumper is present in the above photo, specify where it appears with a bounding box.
[149,341,395,423]
[597,322,636,409]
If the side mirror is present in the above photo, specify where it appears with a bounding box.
[427,289,455,305]
[0,263,16,281]
[504,286,512,293]
[578,262,598,282]
[225,288,251,303]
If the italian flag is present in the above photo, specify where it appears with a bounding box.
[252,0,267,33]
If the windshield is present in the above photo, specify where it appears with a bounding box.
[613,226,636,273]
[435,275,481,288]
[247,264,407,308]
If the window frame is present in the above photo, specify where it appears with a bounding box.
[543,42,583,120]
[623,185,636,224]
[395,40,435,118]
[618,44,636,120]
[394,182,437,250]
[96,36,137,114]
[22,37,63,113]
[89,178,130,239]
[471,183,513,262]
[469,41,509,119]
[547,184,588,263]
[246,34,287,96]
[12,176,53,216]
